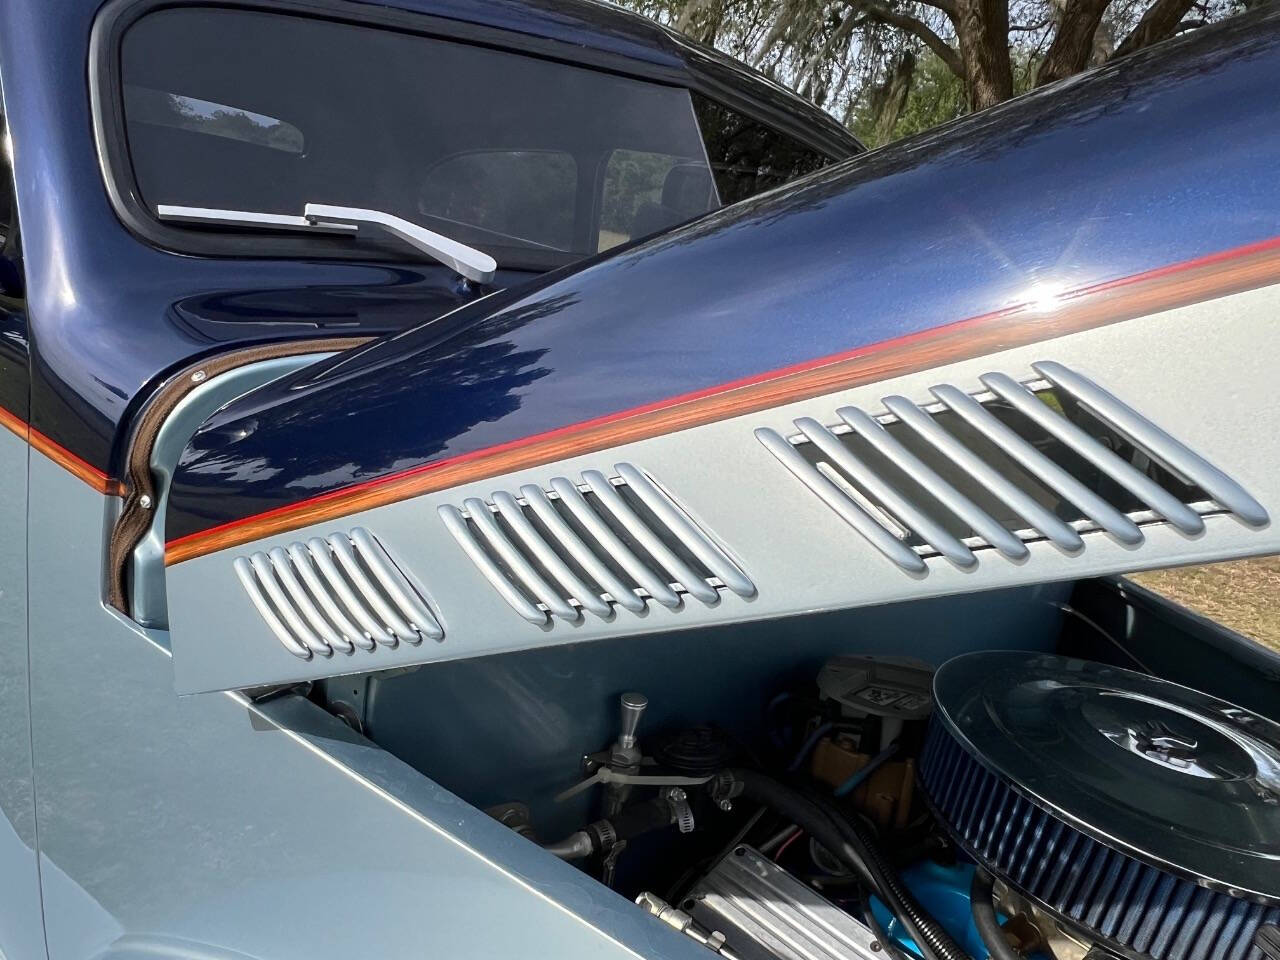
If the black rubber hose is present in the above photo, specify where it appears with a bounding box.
[607,797,676,843]
[831,801,972,960]
[790,782,974,960]
[970,867,1027,960]
[716,770,971,960]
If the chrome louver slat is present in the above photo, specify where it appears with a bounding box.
[234,528,442,660]
[757,361,1268,573]
[1031,361,1269,527]
[837,406,1030,561]
[439,463,756,626]
[930,383,1145,545]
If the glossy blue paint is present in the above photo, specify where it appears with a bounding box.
[168,8,1280,538]
[0,0,854,472]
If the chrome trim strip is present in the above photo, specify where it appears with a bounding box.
[613,463,757,599]
[285,543,362,653]
[793,417,978,568]
[305,537,391,648]
[349,528,444,640]
[520,484,646,614]
[836,406,1029,561]
[754,427,927,574]
[327,534,414,645]
[267,546,353,655]
[931,384,1144,545]
[582,470,719,604]
[549,477,682,609]
[462,497,580,623]
[438,505,549,625]
[233,556,313,660]
[1033,360,1270,528]
[491,491,612,619]
[881,395,1085,552]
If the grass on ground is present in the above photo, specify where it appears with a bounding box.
[1129,555,1280,653]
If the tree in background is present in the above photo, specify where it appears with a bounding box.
[619,0,1261,145]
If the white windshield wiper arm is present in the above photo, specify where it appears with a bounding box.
[157,203,498,284]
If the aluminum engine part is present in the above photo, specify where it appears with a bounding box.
[685,845,883,960]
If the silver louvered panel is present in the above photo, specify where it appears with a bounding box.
[234,528,442,660]
[758,361,1268,573]
[439,463,755,625]
[1031,361,1269,527]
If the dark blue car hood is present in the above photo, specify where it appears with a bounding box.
[164,9,1280,551]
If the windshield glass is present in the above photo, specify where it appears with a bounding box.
[120,8,718,267]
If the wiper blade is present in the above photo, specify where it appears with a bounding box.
[157,203,498,284]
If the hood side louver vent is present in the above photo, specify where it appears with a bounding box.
[234,528,443,660]
[757,360,1267,573]
[439,463,755,626]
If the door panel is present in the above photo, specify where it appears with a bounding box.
[0,424,44,960]
[0,60,46,959]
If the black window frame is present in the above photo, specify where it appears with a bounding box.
[89,0,856,267]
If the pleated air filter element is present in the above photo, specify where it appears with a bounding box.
[918,652,1280,960]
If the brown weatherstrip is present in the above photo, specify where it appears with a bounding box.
[165,235,1280,567]
[108,337,372,613]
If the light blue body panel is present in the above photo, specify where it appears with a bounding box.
[0,426,46,960]
[25,454,707,960]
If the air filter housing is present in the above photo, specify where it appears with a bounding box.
[918,652,1280,960]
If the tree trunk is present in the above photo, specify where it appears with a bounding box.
[1036,0,1113,85]
[1113,0,1198,57]
[953,0,1013,109]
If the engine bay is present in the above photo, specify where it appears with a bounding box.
[314,588,1280,960]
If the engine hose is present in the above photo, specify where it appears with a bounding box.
[860,888,919,960]
[830,802,972,960]
[970,867,1028,960]
[713,770,971,960]
[780,779,972,960]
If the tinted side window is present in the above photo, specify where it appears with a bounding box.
[692,96,833,205]
[598,149,716,251]
[419,151,577,252]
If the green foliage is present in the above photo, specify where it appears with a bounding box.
[849,53,967,147]
[615,0,1243,151]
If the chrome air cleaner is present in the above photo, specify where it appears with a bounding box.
[918,651,1280,960]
